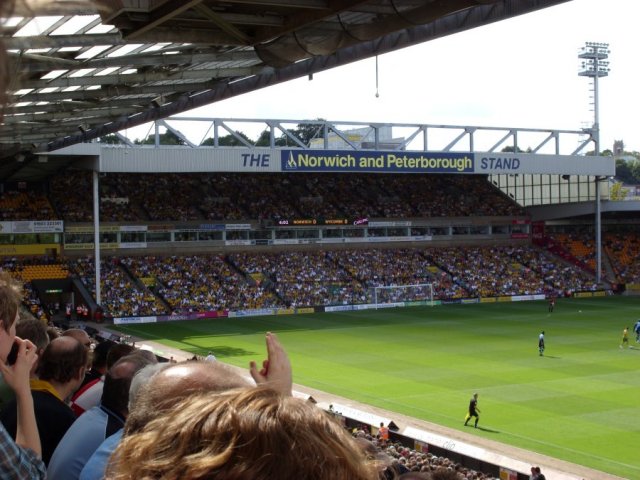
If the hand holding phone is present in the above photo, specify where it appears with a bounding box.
[6,340,19,366]
[0,337,37,397]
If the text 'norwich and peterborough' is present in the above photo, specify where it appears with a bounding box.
[288,153,473,172]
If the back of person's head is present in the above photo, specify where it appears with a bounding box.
[0,271,22,332]
[398,472,432,479]
[91,339,115,371]
[430,468,463,480]
[16,317,49,352]
[126,363,170,412]
[37,336,88,384]
[105,343,135,369]
[101,352,158,416]
[46,326,60,342]
[62,328,92,348]
[108,386,379,480]
[124,360,251,435]
[131,348,157,364]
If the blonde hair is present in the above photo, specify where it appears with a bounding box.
[124,361,252,435]
[107,386,379,480]
[0,271,23,332]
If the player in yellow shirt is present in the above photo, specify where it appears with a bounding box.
[620,326,629,349]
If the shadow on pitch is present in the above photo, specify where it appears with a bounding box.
[541,355,560,359]
[475,426,500,434]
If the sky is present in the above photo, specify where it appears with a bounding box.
[139,0,638,153]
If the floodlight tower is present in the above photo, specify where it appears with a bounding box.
[578,41,609,284]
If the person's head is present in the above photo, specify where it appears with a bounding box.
[37,336,88,391]
[16,317,49,353]
[473,393,478,399]
[430,468,462,480]
[46,326,60,342]
[16,317,50,374]
[126,363,170,412]
[105,343,135,369]
[533,466,542,474]
[62,328,92,349]
[0,272,22,361]
[398,472,432,479]
[90,340,114,373]
[108,386,379,480]
[124,360,252,435]
[100,352,158,417]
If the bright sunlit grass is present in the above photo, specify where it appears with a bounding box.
[114,296,640,478]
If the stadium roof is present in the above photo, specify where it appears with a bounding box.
[0,0,570,180]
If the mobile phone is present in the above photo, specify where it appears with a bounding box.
[6,340,19,366]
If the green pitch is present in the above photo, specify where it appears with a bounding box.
[113,296,640,478]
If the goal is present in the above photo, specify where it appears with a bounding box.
[371,283,434,309]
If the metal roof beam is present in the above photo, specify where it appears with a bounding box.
[158,119,197,147]
[121,28,250,45]
[4,34,124,50]
[78,50,258,69]
[10,82,209,102]
[12,1,101,16]
[10,100,102,114]
[212,0,328,8]
[124,0,205,40]
[45,0,572,151]
[253,0,369,44]
[4,106,137,123]
[193,4,252,45]
[19,66,258,89]
[8,52,81,72]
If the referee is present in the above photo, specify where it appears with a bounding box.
[464,392,481,428]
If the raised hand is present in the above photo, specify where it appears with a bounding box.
[249,332,292,396]
[0,337,37,397]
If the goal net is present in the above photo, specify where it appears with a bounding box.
[371,283,434,309]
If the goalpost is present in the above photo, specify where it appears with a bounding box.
[371,283,435,309]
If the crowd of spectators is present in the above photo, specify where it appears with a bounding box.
[546,232,596,273]
[111,173,205,221]
[604,232,640,284]
[50,172,139,222]
[350,426,497,479]
[49,173,94,223]
[69,257,167,318]
[40,172,528,223]
[0,190,56,221]
[0,258,54,323]
[121,254,280,313]
[507,245,599,296]
[228,250,367,307]
[1,241,604,319]
[116,245,600,316]
[427,246,545,298]
[544,230,640,286]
